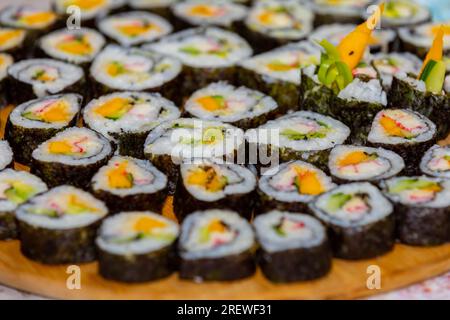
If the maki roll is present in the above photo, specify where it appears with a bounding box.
[240,0,313,53]
[367,109,437,176]
[38,28,106,69]
[83,92,180,158]
[174,158,256,221]
[52,0,111,28]
[144,118,245,193]
[238,41,320,112]
[245,111,350,171]
[310,0,372,26]
[31,127,113,188]
[145,27,252,98]
[97,11,173,47]
[6,94,82,166]
[91,156,168,214]
[178,209,256,281]
[420,145,450,179]
[254,211,331,283]
[381,176,450,246]
[328,145,405,183]
[0,169,47,240]
[89,45,182,102]
[256,160,336,215]
[0,140,13,171]
[310,182,395,260]
[96,211,179,283]
[16,185,108,264]
[399,22,450,58]
[128,0,179,19]
[171,0,248,29]
[184,81,278,129]
[0,53,13,107]
[371,0,430,29]
[7,58,85,104]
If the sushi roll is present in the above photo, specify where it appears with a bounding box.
[367,109,437,176]
[0,140,13,171]
[91,156,168,214]
[310,0,372,26]
[7,58,85,105]
[38,28,106,69]
[256,160,336,215]
[171,0,248,29]
[381,176,450,246]
[16,185,108,264]
[245,111,350,172]
[128,0,179,19]
[399,22,450,58]
[6,94,82,166]
[0,28,28,60]
[174,158,256,221]
[308,23,396,54]
[329,145,405,184]
[145,27,252,98]
[372,0,430,29]
[254,211,331,283]
[52,0,111,28]
[0,53,13,107]
[238,41,320,112]
[184,82,278,130]
[239,0,313,53]
[310,182,395,260]
[96,211,179,283]
[144,118,245,193]
[83,92,180,159]
[0,169,47,240]
[31,127,114,188]
[97,11,173,47]
[89,45,182,102]
[420,145,450,179]
[178,209,256,281]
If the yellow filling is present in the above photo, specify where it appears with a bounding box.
[196,96,225,111]
[108,162,133,189]
[380,114,410,138]
[338,151,370,167]
[189,5,216,17]
[66,0,106,10]
[48,141,73,154]
[134,216,167,233]
[117,23,161,37]
[0,30,24,46]
[94,97,131,119]
[293,166,324,196]
[187,167,226,192]
[40,101,70,122]
[207,219,226,233]
[20,12,56,26]
[57,36,92,55]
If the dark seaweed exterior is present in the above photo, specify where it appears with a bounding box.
[18,220,101,264]
[111,130,149,159]
[299,72,334,115]
[388,77,450,140]
[258,240,332,283]
[98,244,177,283]
[393,203,449,246]
[173,173,255,221]
[313,12,363,28]
[179,249,256,281]
[255,188,312,216]
[144,153,179,195]
[0,211,17,240]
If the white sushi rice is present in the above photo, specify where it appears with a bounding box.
[0,5,56,30]
[0,169,48,212]
[0,53,13,81]
[395,72,426,92]
[179,209,255,260]
[172,0,248,27]
[0,28,26,52]
[329,145,405,181]
[98,11,173,47]
[90,45,182,92]
[399,22,450,52]
[32,127,112,166]
[368,109,436,145]
[445,75,450,93]
[9,94,82,130]
[145,27,252,68]
[337,78,387,106]
[16,185,108,230]
[371,52,422,88]
[420,145,450,179]
[39,28,106,64]
[238,41,321,85]
[310,0,372,17]
[311,182,393,227]
[245,111,350,152]
[245,0,313,40]
[254,211,327,253]
[96,211,179,255]
[92,156,168,197]
[0,140,13,171]
[52,0,111,21]
[259,160,336,203]
[180,158,256,202]
[184,82,278,123]
[8,59,84,98]
[83,91,181,141]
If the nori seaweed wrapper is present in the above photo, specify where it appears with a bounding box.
[179,249,256,281]
[313,13,363,28]
[299,72,335,116]
[0,211,17,240]
[97,244,177,283]
[110,131,149,160]
[258,240,331,283]
[18,220,101,264]
[144,154,179,195]
[255,189,311,216]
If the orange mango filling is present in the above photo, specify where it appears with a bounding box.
[117,23,161,37]
[196,96,226,111]
[380,114,411,138]
[293,166,324,196]
[189,5,217,17]
[48,140,73,154]
[187,167,227,192]
[419,26,444,78]
[108,162,133,189]
[57,36,92,55]
[68,194,98,213]
[40,101,70,123]
[207,219,227,233]
[134,216,167,233]
[258,12,276,25]
[0,30,24,45]
[67,0,106,10]
[19,12,56,26]
[94,97,132,119]
[338,151,370,167]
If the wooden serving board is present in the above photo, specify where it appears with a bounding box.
[0,105,449,300]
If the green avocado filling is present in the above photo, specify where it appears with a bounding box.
[389,179,441,193]
[280,128,326,140]
[327,192,352,212]
[4,182,35,205]
[419,59,446,94]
